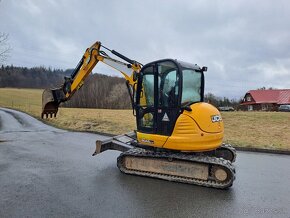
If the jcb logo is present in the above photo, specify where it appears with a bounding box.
[211,115,222,123]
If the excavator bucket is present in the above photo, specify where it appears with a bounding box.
[41,88,62,119]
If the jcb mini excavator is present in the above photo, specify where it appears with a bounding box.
[42,41,236,189]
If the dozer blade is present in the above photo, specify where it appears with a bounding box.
[41,88,64,119]
[93,132,136,156]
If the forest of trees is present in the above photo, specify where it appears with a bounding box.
[0,65,70,88]
[0,65,242,109]
[205,93,241,109]
[62,73,131,109]
[0,65,131,109]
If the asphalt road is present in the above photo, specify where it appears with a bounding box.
[0,108,290,218]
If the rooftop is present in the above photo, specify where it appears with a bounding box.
[241,89,290,105]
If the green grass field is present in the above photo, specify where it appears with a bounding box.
[1,88,289,151]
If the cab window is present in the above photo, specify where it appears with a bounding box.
[158,61,179,108]
[182,69,202,104]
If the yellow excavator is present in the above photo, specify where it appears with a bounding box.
[42,41,236,189]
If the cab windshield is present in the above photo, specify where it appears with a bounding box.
[181,69,202,105]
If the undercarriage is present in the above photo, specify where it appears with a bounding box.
[93,132,236,189]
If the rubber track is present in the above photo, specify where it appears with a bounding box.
[117,148,236,189]
[219,143,237,162]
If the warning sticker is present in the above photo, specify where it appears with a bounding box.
[162,113,170,121]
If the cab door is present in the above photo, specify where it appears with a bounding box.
[136,65,157,134]
[156,61,180,136]
[136,60,181,136]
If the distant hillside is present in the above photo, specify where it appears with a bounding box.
[0,65,131,109]
[63,73,131,109]
[0,65,71,88]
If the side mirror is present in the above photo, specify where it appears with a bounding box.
[202,66,207,72]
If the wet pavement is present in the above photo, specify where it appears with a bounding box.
[0,108,290,218]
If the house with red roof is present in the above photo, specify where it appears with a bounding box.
[240,89,290,111]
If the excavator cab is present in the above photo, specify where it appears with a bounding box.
[135,59,205,137]
[133,59,224,152]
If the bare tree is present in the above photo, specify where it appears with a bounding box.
[0,32,11,64]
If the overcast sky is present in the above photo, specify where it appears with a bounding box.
[1,0,290,98]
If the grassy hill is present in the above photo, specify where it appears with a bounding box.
[0,88,135,134]
[1,88,289,151]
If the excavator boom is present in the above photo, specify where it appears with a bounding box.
[41,41,141,118]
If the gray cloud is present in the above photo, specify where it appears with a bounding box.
[1,0,290,98]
